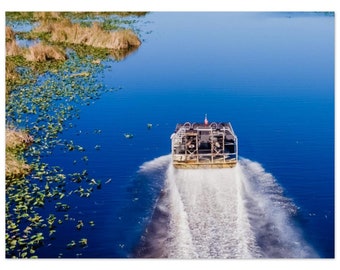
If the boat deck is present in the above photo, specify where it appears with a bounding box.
[171,121,238,169]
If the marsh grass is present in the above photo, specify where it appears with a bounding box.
[6,128,32,149]
[6,152,31,180]
[5,11,145,258]
[6,27,22,56]
[35,19,141,50]
[5,25,65,95]
[6,40,22,56]
[24,43,67,62]
[6,128,33,179]
[6,26,15,41]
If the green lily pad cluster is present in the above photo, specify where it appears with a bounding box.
[5,11,148,258]
[66,237,88,249]
[6,42,113,260]
[5,52,109,258]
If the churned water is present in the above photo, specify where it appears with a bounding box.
[136,156,318,258]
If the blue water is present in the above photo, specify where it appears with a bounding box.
[34,12,334,258]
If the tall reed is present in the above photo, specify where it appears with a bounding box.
[35,19,141,50]
[24,43,67,62]
[6,128,33,179]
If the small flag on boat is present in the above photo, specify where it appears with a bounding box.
[204,114,208,126]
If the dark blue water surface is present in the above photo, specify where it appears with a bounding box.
[35,12,334,258]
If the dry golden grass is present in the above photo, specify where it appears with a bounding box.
[6,40,22,56]
[34,20,141,50]
[6,26,22,56]
[34,18,71,34]
[6,152,31,179]
[110,29,142,49]
[6,26,15,41]
[6,128,33,179]
[5,27,21,98]
[6,128,33,149]
[24,43,67,62]
[6,25,66,62]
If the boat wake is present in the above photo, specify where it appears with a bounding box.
[135,155,318,258]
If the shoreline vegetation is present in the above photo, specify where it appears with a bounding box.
[6,11,144,96]
[6,128,33,179]
[6,12,143,173]
[5,11,146,258]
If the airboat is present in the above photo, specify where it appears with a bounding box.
[171,115,238,169]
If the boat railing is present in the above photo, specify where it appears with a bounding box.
[177,122,233,132]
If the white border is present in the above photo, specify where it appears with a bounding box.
[1,1,338,270]
[0,0,337,12]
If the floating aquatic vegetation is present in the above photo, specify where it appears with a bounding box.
[55,203,71,212]
[94,144,101,150]
[6,12,148,25]
[5,50,110,258]
[124,133,134,139]
[79,238,88,247]
[76,220,84,230]
[89,179,102,190]
[67,240,76,249]
[5,11,149,258]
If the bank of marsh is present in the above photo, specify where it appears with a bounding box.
[5,12,145,258]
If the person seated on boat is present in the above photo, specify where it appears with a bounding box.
[186,139,195,149]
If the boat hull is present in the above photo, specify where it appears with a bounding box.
[173,159,237,169]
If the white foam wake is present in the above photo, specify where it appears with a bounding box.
[137,156,318,258]
[163,164,260,258]
[239,158,317,258]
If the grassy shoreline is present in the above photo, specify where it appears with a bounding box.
[5,11,145,258]
[6,12,142,94]
[6,128,33,179]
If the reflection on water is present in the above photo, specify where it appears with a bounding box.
[110,45,139,61]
